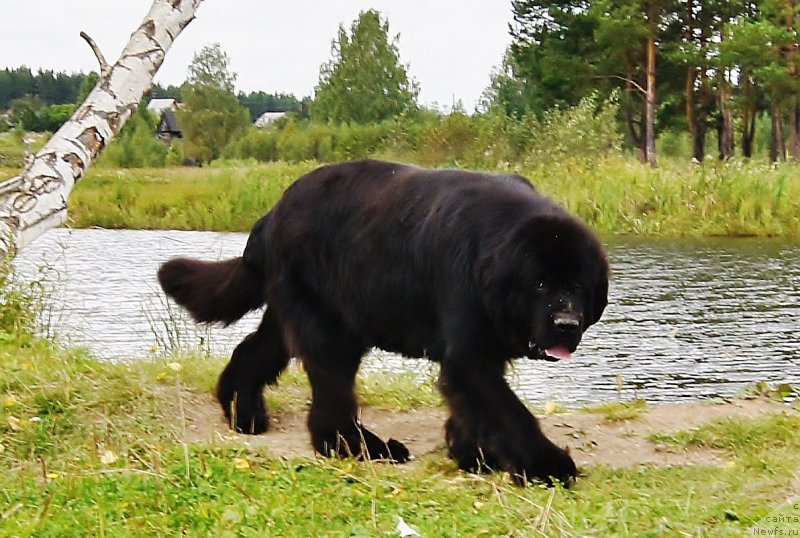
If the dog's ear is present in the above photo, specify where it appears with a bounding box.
[476,218,544,325]
[583,239,609,327]
[587,274,608,327]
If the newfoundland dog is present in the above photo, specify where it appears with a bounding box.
[158,159,609,486]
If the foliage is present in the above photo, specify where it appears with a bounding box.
[498,0,800,162]
[224,117,401,163]
[150,81,183,100]
[506,1,603,116]
[0,255,42,343]
[237,90,302,121]
[7,95,76,133]
[0,67,87,110]
[521,92,623,165]
[313,9,418,123]
[223,94,621,169]
[96,106,167,168]
[38,103,77,132]
[179,44,251,163]
[186,43,237,92]
[76,71,100,103]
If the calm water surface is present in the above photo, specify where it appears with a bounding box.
[14,228,800,406]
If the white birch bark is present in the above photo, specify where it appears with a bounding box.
[0,0,204,255]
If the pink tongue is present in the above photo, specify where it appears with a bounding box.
[545,346,573,360]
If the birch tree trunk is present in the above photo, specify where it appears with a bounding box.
[0,0,203,255]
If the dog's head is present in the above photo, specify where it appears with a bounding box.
[480,213,609,361]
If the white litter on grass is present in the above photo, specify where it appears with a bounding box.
[396,516,420,537]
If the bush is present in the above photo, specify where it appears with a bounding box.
[415,112,477,166]
[165,140,186,167]
[97,107,167,168]
[522,92,623,167]
[218,95,622,169]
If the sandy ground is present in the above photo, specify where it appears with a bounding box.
[181,393,797,470]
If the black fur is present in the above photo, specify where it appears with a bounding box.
[158,159,609,485]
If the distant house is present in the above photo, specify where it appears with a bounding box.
[254,111,287,128]
[147,99,182,144]
[157,110,182,143]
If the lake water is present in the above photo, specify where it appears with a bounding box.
[13,228,800,406]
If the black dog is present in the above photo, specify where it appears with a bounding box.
[158,159,609,485]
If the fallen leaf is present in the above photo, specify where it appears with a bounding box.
[396,516,420,537]
[234,458,250,470]
[7,415,21,431]
[100,449,118,465]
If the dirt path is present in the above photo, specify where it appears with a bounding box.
[182,394,795,469]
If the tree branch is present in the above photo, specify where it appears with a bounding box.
[80,31,111,77]
[0,0,204,255]
[591,74,647,96]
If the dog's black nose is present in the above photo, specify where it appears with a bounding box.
[553,312,580,329]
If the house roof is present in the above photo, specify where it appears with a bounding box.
[148,98,177,115]
[254,111,287,128]
[158,110,182,136]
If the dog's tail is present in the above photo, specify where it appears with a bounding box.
[158,213,273,325]
[157,256,265,325]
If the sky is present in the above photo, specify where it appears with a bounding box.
[0,1,513,110]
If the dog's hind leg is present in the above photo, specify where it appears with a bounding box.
[302,350,410,463]
[279,305,410,462]
[216,308,289,434]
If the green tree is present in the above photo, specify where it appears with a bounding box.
[506,1,602,116]
[313,9,418,123]
[238,91,301,121]
[178,43,250,163]
[10,96,43,131]
[39,103,77,132]
[77,72,100,102]
[99,105,167,168]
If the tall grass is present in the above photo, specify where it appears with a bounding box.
[68,156,800,237]
[0,253,58,344]
[0,131,48,168]
[68,161,317,231]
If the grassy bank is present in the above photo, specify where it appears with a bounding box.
[1,344,799,536]
[64,157,800,238]
[1,260,798,536]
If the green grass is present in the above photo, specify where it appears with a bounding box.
[584,399,649,422]
[0,132,48,169]
[66,161,318,231]
[64,156,800,238]
[1,342,799,536]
